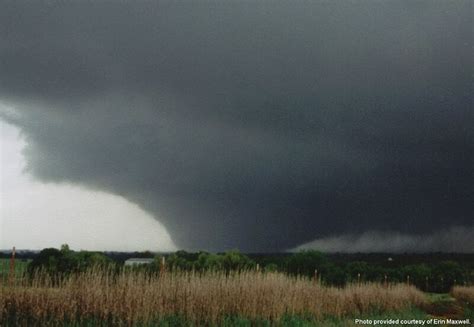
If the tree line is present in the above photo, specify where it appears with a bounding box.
[24,246,473,293]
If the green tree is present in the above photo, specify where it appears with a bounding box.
[346,261,369,282]
[197,252,223,271]
[285,250,328,277]
[221,250,255,271]
[28,245,113,277]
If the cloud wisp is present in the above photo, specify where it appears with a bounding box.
[294,226,474,253]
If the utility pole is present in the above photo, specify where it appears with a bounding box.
[160,256,166,275]
[9,246,16,284]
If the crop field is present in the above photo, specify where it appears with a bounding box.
[1,268,430,326]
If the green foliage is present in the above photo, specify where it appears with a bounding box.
[346,261,369,281]
[23,247,474,290]
[284,250,349,286]
[430,261,465,292]
[145,250,474,290]
[264,263,279,272]
[285,250,327,277]
[165,253,193,270]
[0,258,30,283]
[153,250,255,273]
[28,244,113,276]
[323,264,347,286]
[221,250,255,271]
[197,252,223,271]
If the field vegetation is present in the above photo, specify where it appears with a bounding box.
[0,246,472,326]
[1,268,427,326]
[452,286,474,304]
[0,258,29,283]
[2,246,472,292]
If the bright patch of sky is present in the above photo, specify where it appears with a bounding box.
[0,119,176,252]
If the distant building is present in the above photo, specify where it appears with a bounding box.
[124,258,154,266]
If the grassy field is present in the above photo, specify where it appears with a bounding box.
[0,268,431,326]
[0,258,29,284]
[452,286,474,304]
[1,257,472,326]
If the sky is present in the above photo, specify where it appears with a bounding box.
[1,119,176,251]
[0,1,472,252]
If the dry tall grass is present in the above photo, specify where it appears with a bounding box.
[1,269,426,325]
[451,286,474,304]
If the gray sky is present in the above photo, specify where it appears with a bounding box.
[0,1,472,252]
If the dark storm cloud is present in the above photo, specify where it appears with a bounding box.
[1,1,472,251]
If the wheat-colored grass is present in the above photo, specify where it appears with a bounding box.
[451,286,474,304]
[1,268,426,325]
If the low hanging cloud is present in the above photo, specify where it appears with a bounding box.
[0,1,472,251]
[294,226,474,253]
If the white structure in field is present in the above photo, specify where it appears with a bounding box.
[124,258,154,266]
